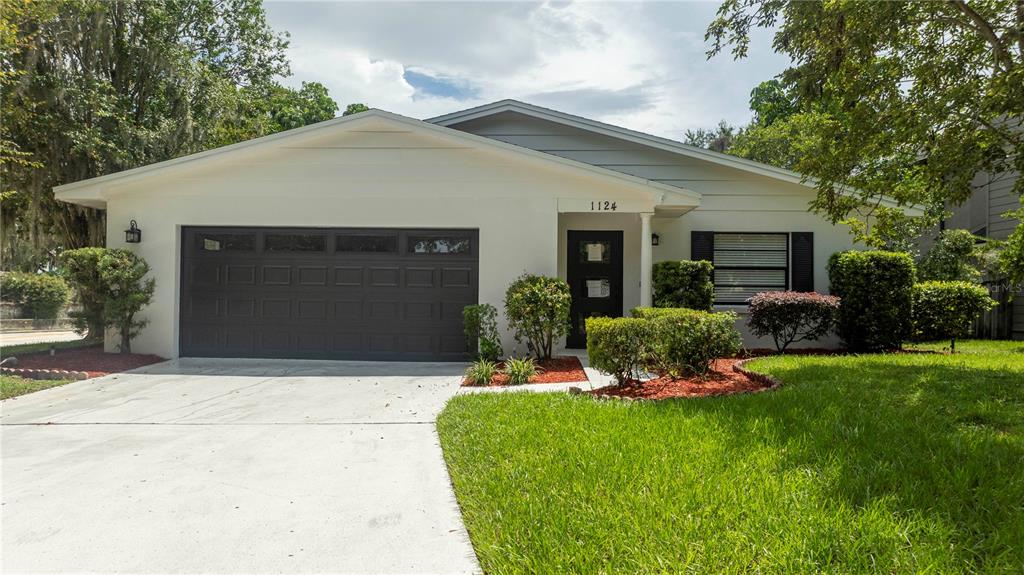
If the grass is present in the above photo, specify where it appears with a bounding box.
[1,374,74,400]
[0,337,99,357]
[437,339,1024,574]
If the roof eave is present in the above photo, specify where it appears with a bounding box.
[430,99,925,217]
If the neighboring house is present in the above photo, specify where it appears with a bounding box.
[922,168,1023,340]
[54,100,918,360]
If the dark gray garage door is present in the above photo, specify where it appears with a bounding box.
[180,227,478,361]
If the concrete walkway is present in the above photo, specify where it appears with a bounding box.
[1,358,480,574]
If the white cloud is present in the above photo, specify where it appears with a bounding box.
[264,0,791,139]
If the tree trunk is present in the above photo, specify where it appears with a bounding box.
[120,326,131,354]
[87,321,105,343]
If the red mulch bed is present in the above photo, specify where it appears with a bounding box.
[589,358,772,400]
[13,345,165,378]
[463,356,588,386]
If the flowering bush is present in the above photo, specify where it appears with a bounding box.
[746,291,841,352]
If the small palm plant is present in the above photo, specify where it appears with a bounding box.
[503,357,540,385]
[465,359,499,386]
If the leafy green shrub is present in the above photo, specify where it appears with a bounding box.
[586,317,654,384]
[463,303,503,361]
[0,272,70,319]
[652,260,714,310]
[465,359,499,386]
[97,250,155,354]
[504,273,571,359]
[59,248,108,337]
[503,357,539,385]
[636,307,742,376]
[61,248,155,353]
[746,291,840,352]
[828,250,915,352]
[912,281,996,353]
[917,229,982,282]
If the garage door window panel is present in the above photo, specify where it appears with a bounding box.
[265,233,326,252]
[199,234,255,252]
[408,235,472,255]
[336,234,398,253]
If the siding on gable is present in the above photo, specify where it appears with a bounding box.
[988,170,1020,240]
[446,112,776,196]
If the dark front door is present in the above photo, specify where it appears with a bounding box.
[179,226,478,361]
[566,230,624,348]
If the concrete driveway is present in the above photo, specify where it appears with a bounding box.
[1,358,480,574]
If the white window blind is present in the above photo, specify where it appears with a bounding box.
[712,233,788,303]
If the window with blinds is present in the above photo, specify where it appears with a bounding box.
[712,233,788,303]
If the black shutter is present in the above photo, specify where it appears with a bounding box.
[791,232,814,292]
[691,231,714,262]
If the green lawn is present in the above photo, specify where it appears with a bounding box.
[437,340,1024,574]
[0,337,99,357]
[1,374,74,400]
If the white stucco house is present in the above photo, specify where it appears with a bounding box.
[54,99,918,360]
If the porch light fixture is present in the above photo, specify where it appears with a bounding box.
[651,233,660,246]
[125,220,142,243]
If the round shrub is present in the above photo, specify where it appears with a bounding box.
[912,281,996,353]
[504,273,571,359]
[827,250,915,352]
[0,271,70,319]
[652,260,714,310]
[637,307,742,376]
[746,291,840,352]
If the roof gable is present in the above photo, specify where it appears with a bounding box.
[55,109,700,209]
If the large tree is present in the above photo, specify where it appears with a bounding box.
[1,0,337,270]
[705,0,1023,247]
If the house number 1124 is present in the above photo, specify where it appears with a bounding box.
[590,201,617,211]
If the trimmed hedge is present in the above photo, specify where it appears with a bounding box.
[588,308,741,383]
[586,317,654,384]
[912,281,996,352]
[641,308,741,376]
[827,251,915,352]
[746,291,840,352]
[652,260,714,311]
[0,272,70,319]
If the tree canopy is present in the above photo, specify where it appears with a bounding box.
[1,0,339,270]
[703,0,1022,249]
[343,103,370,116]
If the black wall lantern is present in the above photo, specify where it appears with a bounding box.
[125,220,142,243]
[651,233,660,246]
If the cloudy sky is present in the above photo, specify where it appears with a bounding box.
[264,1,789,141]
